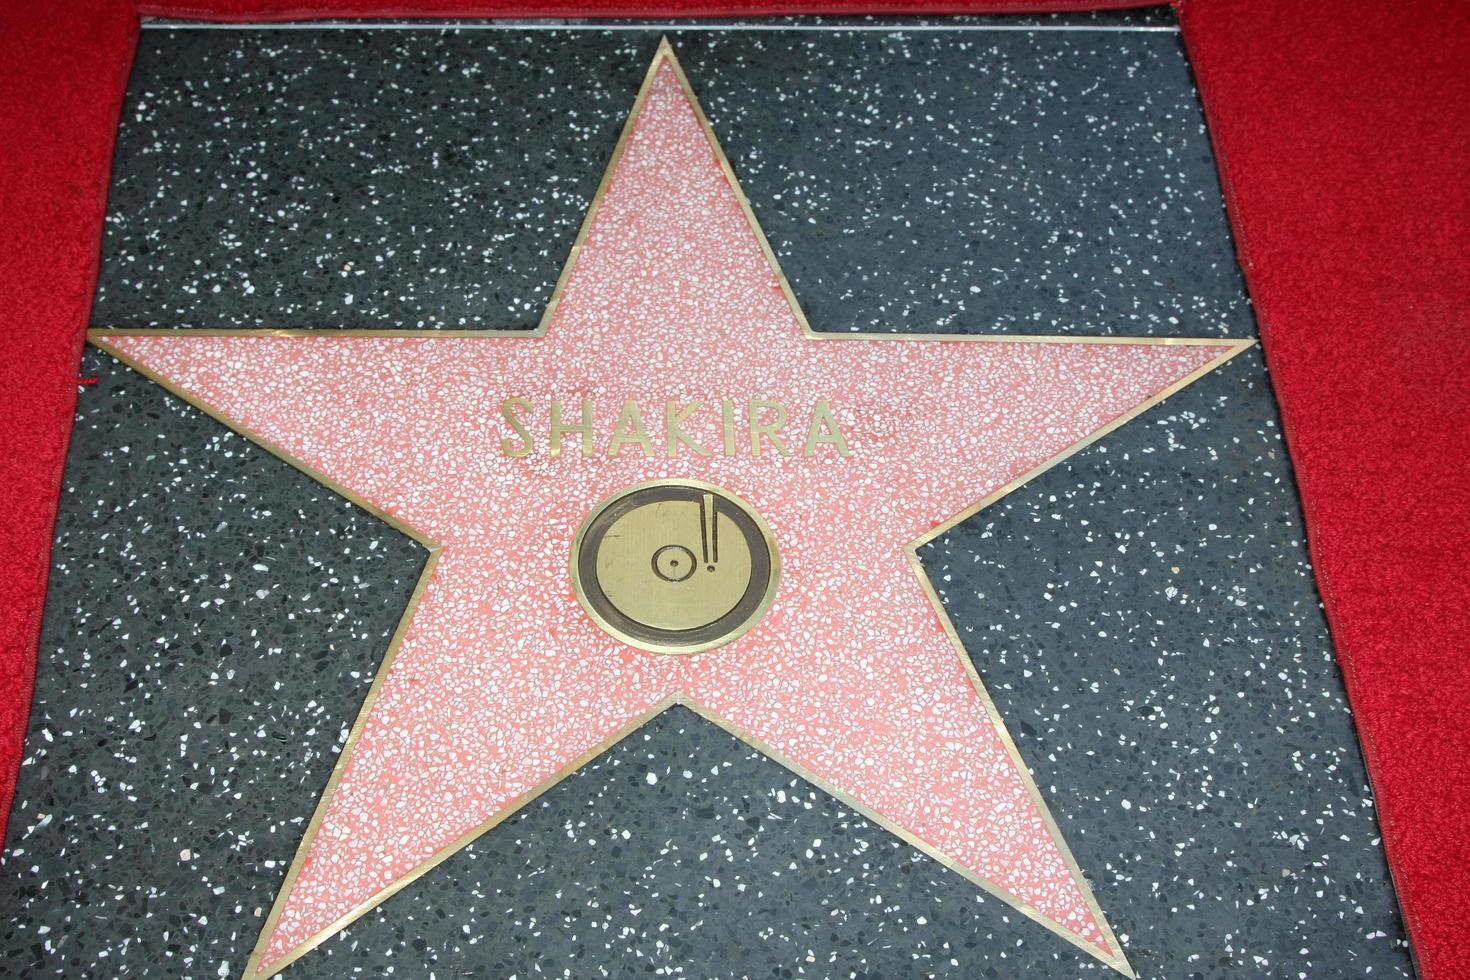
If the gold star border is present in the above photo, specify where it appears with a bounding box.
[92,39,1253,979]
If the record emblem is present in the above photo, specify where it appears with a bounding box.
[571,480,779,654]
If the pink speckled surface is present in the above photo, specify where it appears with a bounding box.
[102,55,1234,976]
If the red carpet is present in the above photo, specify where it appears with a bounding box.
[1,1,1466,976]
[1180,2,1470,973]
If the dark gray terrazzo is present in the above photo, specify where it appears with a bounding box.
[4,18,1409,980]
[1,353,427,978]
[93,21,1249,337]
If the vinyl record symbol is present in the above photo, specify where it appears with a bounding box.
[571,480,780,654]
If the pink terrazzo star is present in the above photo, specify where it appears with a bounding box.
[95,42,1249,979]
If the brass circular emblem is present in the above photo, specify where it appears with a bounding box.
[570,480,779,655]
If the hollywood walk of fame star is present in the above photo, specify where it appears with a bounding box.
[92,41,1250,979]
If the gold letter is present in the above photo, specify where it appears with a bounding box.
[665,401,711,456]
[748,400,792,456]
[608,400,654,457]
[722,399,738,456]
[550,399,594,458]
[803,400,852,457]
[500,398,533,457]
